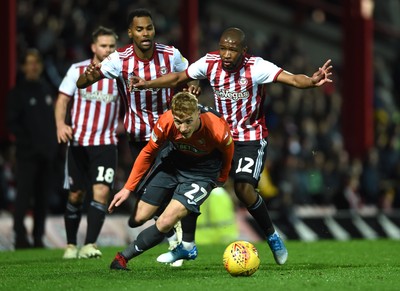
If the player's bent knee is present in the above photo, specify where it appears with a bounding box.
[234,182,258,206]
[68,191,85,204]
[155,216,177,233]
[128,216,146,228]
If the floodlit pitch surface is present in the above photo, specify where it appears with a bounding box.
[0,240,399,291]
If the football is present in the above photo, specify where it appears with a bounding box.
[222,240,260,277]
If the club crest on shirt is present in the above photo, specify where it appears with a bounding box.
[159,66,168,75]
[239,77,248,86]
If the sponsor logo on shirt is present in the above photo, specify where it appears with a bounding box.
[126,73,161,93]
[81,91,117,103]
[214,89,249,100]
[174,142,207,154]
[130,87,161,93]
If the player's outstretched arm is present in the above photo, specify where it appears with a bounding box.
[130,71,190,91]
[277,59,333,89]
[310,59,333,87]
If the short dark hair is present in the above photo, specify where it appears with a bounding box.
[20,48,42,65]
[127,8,153,27]
[91,26,118,43]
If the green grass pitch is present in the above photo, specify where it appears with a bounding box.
[0,240,399,291]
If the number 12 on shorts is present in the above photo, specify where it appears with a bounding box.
[235,157,254,174]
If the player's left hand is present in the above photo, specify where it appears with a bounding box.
[311,59,333,87]
[108,188,131,213]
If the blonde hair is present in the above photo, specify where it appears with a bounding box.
[171,92,198,118]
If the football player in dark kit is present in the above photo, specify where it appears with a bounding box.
[108,92,234,270]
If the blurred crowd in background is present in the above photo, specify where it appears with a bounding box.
[1,0,400,218]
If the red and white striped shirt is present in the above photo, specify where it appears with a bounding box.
[100,43,189,142]
[187,52,283,142]
[59,59,120,146]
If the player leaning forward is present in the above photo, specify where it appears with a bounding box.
[108,92,234,270]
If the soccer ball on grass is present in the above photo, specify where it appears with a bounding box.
[222,240,260,276]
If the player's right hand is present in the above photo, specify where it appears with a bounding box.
[108,188,131,213]
[57,124,73,143]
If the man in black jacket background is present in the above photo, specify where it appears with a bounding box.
[6,49,58,249]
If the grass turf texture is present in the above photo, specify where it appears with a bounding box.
[0,240,399,291]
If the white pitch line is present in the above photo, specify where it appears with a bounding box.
[324,216,351,241]
[352,214,378,239]
[377,213,400,239]
[291,218,318,242]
